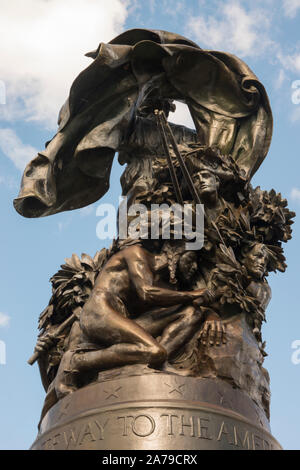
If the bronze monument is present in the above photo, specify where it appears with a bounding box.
[14,29,294,450]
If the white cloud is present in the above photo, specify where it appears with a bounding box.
[0,0,130,129]
[0,128,38,170]
[291,187,300,202]
[283,0,300,17]
[0,174,18,190]
[185,0,300,94]
[274,69,286,90]
[290,106,300,122]
[186,1,273,58]
[0,313,10,328]
[277,52,300,74]
[161,0,184,17]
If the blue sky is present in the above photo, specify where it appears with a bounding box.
[0,0,300,450]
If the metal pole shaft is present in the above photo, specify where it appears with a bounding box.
[159,110,226,246]
[155,110,184,205]
[159,110,202,205]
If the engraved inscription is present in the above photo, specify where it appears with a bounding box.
[233,427,251,449]
[132,414,156,437]
[117,414,156,437]
[160,414,179,436]
[41,418,109,450]
[78,422,97,446]
[160,414,213,440]
[179,415,195,437]
[217,421,234,445]
[37,410,276,450]
[197,417,213,440]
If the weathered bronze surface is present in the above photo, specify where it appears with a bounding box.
[14,29,295,450]
[14,29,273,218]
[32,372,281,450]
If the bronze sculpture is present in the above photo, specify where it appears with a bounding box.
[15,29,294,450]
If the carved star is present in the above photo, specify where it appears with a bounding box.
[218,392,233,410]
[103,386,122,400]
[165,380,185,396]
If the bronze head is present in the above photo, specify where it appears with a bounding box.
[243,243,269,280]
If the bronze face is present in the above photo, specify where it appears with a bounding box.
[178,251,198,281]
[244,244,268,280]
[193,169,219,199]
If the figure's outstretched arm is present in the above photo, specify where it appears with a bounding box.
[125,246,209,306]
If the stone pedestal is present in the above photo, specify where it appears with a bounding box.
[31,370,281,450]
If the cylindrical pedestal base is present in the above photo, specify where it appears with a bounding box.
[32,371,281,450]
